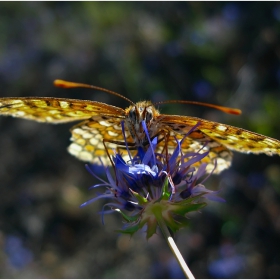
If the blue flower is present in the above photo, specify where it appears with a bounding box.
[82,121,224,238]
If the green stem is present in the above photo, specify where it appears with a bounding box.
[154,210,195,279]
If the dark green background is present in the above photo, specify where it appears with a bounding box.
[0,2,280,278]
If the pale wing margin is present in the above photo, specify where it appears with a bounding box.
[159,114,280,156]
[0,97,125,123]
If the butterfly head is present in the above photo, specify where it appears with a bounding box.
[125,101,160,145]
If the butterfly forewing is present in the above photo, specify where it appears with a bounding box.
[159,114,280,156]
[0,97,125,123]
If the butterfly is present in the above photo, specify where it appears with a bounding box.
[0,80,279,174]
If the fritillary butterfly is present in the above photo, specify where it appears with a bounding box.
[0,80,279,173]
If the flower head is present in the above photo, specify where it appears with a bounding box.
[82,121,224,238]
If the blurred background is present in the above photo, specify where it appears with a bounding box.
[0,2,280,278]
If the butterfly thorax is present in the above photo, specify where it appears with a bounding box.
[124,101,160,146]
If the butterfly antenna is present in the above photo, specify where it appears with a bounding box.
[54,79,135,106]
[154,100,242,115]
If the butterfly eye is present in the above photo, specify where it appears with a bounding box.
[128,108,137,123]
[145,109,153,123]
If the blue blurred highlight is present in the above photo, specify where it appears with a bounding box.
[4,235,33,269]
[192,80,213,99]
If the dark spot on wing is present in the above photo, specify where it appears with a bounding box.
[215,135,227,141]
[247,144,256,149]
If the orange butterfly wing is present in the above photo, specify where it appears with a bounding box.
[0,97,125,123]
[159,114,280,155]
[157,114,280,173]
[0,97,130,163]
